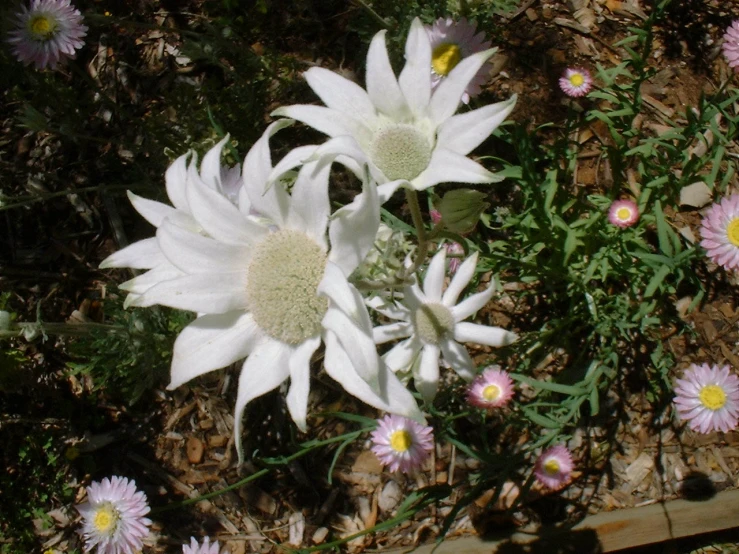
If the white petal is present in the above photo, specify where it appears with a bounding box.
[313,135,372,170]
[234,339,292,463]
[366,30,410,120]
[439,338,476,380]
[327,175,380,276]
[376,181,404,204]
[200,135,231,191]
[452,284,496,321]
[366,296,410,321]
[100,237,165,269]
[157,221,251,274]
[168,311,261,389]
[133,273,249,313]
[119,263,182,294]
[165,152,191,212]
[373,321,413,344]
[127,191,176,228]
[454,322,518,347]
[318,262,359,314]
[383,336,422,372]
[437,95,517,155]
[429,48,497,125]
[423,249,447,302]
[442,252,478,307]
[412,147,500,191]
[324,330,423,421]
[416,344,440,401]
[286,336,320,432]
[287,160,330,247]
[398,18,431,116]
[269,145,319,182]
[272,105,370,143]
[304,67,376,126]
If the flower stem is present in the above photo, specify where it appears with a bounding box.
[0,322,124,339]
[401,188,431,279]
[352,0,390,29]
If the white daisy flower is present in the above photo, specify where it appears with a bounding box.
[182,537,228,554]
[273,18,517,203]
[368,249,518,401]
[101,122,422,461]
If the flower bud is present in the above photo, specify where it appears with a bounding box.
[435,189,489,235]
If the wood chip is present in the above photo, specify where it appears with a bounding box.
[312,527,329,544]
[288,511,305,546]
[379,480,402,513]
[186,436,204,464]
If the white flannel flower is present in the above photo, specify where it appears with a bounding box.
[369,249,518,401]
[273,18,517,203]
[101,122,422,461]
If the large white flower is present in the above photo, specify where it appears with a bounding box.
[101,123,422,461]
[369,249,518,402]
[273,18,517,203]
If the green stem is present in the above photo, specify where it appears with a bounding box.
[0,322,125,339]
[352,0,390,29]
[0,184,142,212]
[401,188,431,279]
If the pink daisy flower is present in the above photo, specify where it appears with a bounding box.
[467,366,515,409]
[534,445,574,490]
[559,68,592,97]
[722,21,739,71]
[608,199,639,228]
[183,537,228,554]
[7,0,88,70]
[673,364,739,434]
[370,414,434,473]
[425,18,493,103]
[700,193,739,271]
[76,476,152,554]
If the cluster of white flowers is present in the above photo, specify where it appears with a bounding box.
[101,17,518,462]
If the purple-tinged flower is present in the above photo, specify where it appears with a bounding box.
[76,476,151,554]
[558,68,592,98]
[7,0,88,70]
[608,199,639,228]
[445,241,464,274]
[534,445,574,490]
[673,364,739,434]
[722,21,739,71]
[425,17,493,103]
[183,537,228,554]
[700,193,739,271]
[370,414,434,473]
[467,366,514,409]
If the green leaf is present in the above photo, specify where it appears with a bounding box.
[644,265,671,298]
[653,200,673,257]
[523,409,561,429]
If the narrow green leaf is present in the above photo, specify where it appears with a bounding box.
[654,200,674,257]
[644,264,671,298]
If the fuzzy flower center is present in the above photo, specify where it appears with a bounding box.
[28,14,57,39]
[482,384,501,401]
[726,218,739,247]
[246,230,328,344]
[543,458,561,475]
[389,430,412,452]
[369,124,432,181]
[432,43,462,76]
[413,303,455,345]
[92,504,118,534]
[616,207,632,221]
[699,384,727,410]
[569,73,585,87]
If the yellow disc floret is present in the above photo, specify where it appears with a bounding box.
[28,15,57,40]
[726,218,739,247]
[432,43,462,76]
[699,384,727,411]
[390,430,412,453]
[543,458,561,475]
[482,384,501,401]
[616,207,631,221]
[92,504,118,533]
[569,73,585,87]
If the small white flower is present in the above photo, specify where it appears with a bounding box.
[369,249,518,401]
[183,537,228,554]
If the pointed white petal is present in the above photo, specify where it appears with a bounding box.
[373,321,413,345]
[127,191,176,228]
[412,147,500,191]
[376,181,404,204]
[304,67,376,125]
[454,322,518,347]
[383,336,422,372]
[165,152,191,212]
[272,105,370,143]
[452,284,496,321]
[322,307,380,393]
[423,249,446,302]
[133,273,248,313]
[398,18,431,116]
[287,161,330,246]
[437,95,517,155]
[119,263,182,294]
[366,30,410,120]
[168,311,261,389]
[157,221,251,274]
[439,338,476,380]
[286,336,320,432]
[234,339,292,463]
[327,175,380,275]
[366,296,410,321]
[429,48,497,125]
[318,262,359,315]
[324,330,423,421]
[313,135,372,172]
[200,135,231,191]
[442,252,478,307]
[100,237,165,269]
[269,145,319,182]
[416,344,440,401]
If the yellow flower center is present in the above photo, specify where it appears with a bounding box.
[569,73,585,87]
[28,15,56,39]
[389,430,412,453]
[616,207,631,221]
[699,384,727,411]
[482,384,501,401]
[726,218,739,247]
[543,458,560,475]
[92,504,118,533]
[432,43,462,76]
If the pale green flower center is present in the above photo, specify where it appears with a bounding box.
[482,384,501,401]
[726,218,739,247]
[369,124,432,182]
[92,503,118,534]
[246,230,328,344]
[569,73,585,87]
[699,384,726,410]
[28,14,57,40]
[413,303,455,345]
[390,430,412,452]
[543,458,560,475]
[616,207,632,221]
[432,43,462,76]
